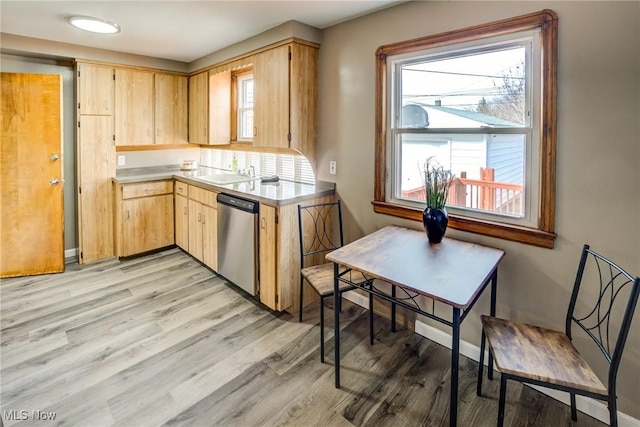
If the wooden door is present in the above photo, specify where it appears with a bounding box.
[188,71,208,144]
[253,45,290,148]
[259,204,278,310]
[78,115,115,262]
[175,194,189,251]
[155,73,188,144]
[188,200,203,261]
[1,73,64,277]
[201,204,217,270]
[115,69,154,145]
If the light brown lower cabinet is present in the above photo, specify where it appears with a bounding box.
[186,185,218,271]
[114,180,175,257]
[174,182,189,251]
[259,194,333,312]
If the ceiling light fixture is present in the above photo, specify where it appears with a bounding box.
[68,16,120,34]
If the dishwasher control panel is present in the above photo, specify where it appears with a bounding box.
[217,193,259,213]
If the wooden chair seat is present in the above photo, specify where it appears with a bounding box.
[481,315,606,395]
[301,263,369,296]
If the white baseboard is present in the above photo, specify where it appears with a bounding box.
[64,248,78,264]
[342,292,639,427]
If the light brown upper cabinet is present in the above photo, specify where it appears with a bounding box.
[209,70,232,145]
[253,41,318,164]
[115,69,154,146]
[188,71,209,144]
[155,73,188,145]
[78,64,114,115]
[253,45,288,149]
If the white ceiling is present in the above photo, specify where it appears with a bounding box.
[1,1,402,63]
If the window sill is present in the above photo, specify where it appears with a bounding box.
[372,201,556,248]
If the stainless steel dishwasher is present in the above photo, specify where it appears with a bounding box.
[216,193,259,296]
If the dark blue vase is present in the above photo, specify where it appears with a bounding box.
[422,207,448,243]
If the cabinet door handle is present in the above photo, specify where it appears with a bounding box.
[260,217,266,230]
[126,210,130,219]
[198,213,201,222]
[254,126,257,137]
[202,215,206,225]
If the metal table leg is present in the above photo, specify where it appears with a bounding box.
[450,307,461,427]
[488,271,498,380]
[334,262,341,388]
[391,285,396,332]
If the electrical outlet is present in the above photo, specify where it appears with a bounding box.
[117,155,126,166]
[329,160,337,175]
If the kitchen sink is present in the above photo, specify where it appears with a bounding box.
[196,173,259,185]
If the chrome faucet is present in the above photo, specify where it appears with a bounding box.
[248,165,255,177]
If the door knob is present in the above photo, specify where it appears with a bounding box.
[50,153,59,161]
[49,178,60,186]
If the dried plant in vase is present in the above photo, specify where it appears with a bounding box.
[421,157,455,243]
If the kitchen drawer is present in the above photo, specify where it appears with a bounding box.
[189,185,217,207]
[121,180,173,199]
[175,181,188,196]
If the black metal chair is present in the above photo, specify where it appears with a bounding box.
[477,244,640,427]
[298,200,374,362]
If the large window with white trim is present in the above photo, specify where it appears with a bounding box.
[373,10,558,248]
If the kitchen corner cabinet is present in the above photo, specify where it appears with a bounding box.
[115,69,154,146]
[258,194,332,312]
[188,71,209,144]
[187,185,218,270]
[114,180,174,257]
[76,62,116,263]
[253,42,318,162]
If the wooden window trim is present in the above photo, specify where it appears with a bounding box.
[230,67,253,143]
[373,9,558,249]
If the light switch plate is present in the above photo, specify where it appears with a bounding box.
[117,155,126,166]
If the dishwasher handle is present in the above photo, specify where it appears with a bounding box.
[217,193,259,214]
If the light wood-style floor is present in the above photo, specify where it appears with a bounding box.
[1,248,606,426]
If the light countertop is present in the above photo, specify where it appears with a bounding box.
[113,165,335,206]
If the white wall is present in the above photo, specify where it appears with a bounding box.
[317,0,640,419]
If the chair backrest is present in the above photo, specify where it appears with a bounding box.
[298,200,344,269]
[566,244,640,390]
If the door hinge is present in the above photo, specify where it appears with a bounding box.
[275,294,279,304]
[289,52,292,60]
[287,132,291,142]
[78,187,81,194]
[77,70,80,78]
[78,102,80,110]
[113,73,116,81]
[275,214,279,225]
[80,251,83,260]
[78,121,80,128]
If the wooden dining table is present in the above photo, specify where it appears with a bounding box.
[326,225,505,427]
